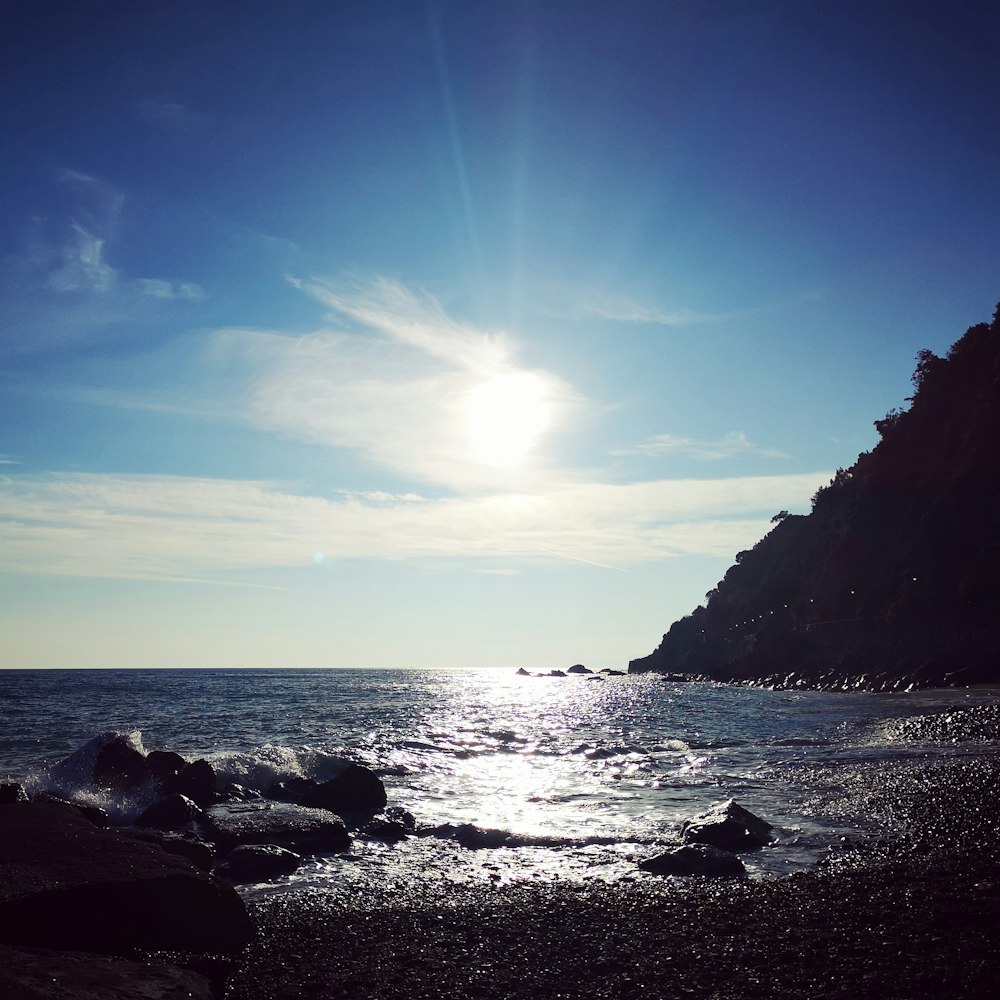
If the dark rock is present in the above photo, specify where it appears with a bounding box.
[301,763,387,815]
[47,732,149,798]
[265,776,317,804]
[681,800,775,851]
[0,944,215,1000]
[203,801,351,853]
[145,749,186,789]
[384,805,416,831]
[586,675,605,682]
[119,829,216,871]
[639,844,746,877]
[0,783,28,804]
[168,758,218,807]
[362,817,409,842]
[434,823,510,849]
[567,664,592,674]
[515,667,532,676]
[0,799,251,953]
[601,669,626,676]
[134,793,203,830]
[34,793,109,828]
[547,670,567,678]
[218,844,301,883]
[219,782,261,802]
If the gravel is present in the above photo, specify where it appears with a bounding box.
[225,705,1000,1000]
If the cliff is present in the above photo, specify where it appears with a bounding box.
[629,303,1000,690]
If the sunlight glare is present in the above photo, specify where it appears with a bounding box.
[464,372,550,466]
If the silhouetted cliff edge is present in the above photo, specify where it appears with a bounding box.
[630,304,1000,690]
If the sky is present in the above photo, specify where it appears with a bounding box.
[1,1,999,669]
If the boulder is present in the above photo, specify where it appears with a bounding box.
[134,793,203,831]
[92,735,149,793]
[167,759,218,807]
[218,844,301,883]
[0,944,215,1000]
[567,664,592,674]
[0,783,28,804]
[203,801,350,853]
[639,844,746,877]
[47,731,149,798]
[681,800,775,851]
[265,776,316,804]
[34,793,109,828]
[362,817,409,842]
[300,763,387,815]
[434,823,510,849]
[384,805,416,831]
[0,799,251,953]
[515,667,532,676]
[119,829,215,871]
[145,749,186,785]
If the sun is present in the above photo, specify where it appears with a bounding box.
[464,371,551,466]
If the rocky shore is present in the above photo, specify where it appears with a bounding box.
[225,704,1000,1000]
[3,705,999,998]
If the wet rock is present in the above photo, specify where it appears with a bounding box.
[681,800,775,851]
[301,763,387,815]
[265,776,316,804]
[92,734,150,793]
[204,801,350,853]
[135,792,203,830]
[219,782,261,802]
[218,844,302,883]
[362,817,409,842]
[384,806,416,832]
[120,829,215,871]
[145,749,186,789]
[0,783,28,804]
[34,792,109,828]
[0,944,215,1000]
[434,823,511,849]
[0,799,251,953]
[639,844,747,877]
[601,669,626,676]
[567,664,593,674]
[168,758,218,807]
[47,731,149,798]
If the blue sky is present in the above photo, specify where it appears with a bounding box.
[2,1,998,668]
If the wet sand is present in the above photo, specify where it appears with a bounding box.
[226,707,1000,1000]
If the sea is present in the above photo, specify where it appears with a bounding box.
[2,667,998,899]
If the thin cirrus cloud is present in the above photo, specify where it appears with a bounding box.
[0,170,204,354]
[616,430,790,461]
[0,470,831,584]
[208,276,586,493]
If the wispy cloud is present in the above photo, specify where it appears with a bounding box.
[207,277,586,493]
[132,99,208,133]
[0,170,205,354]
[615,430,789,461]
[0,470,829,584]
[576,292,731,327]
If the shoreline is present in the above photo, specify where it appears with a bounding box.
[226,736,1000,999]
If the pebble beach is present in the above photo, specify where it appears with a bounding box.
[226,704,1000,1000]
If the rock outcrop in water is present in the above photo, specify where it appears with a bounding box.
[630,304,1000,689]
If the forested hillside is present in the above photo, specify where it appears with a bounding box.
[629,304,1000,689]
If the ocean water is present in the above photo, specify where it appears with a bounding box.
[1,667,997,894]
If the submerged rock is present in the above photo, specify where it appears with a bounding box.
[681,800,775,851]
[639,844,747,877]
